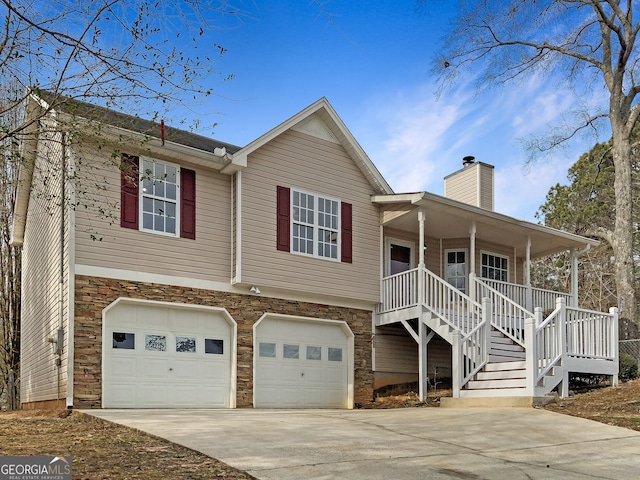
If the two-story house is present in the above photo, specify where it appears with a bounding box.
[12,93,618,410]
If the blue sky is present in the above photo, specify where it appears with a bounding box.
[183,1,609,221]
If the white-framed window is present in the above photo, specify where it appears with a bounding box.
[445,249,467,294]
[292,189,340,260]
[140,157,180,236]
[481,252,509,282]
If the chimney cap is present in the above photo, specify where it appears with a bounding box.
[462,155,476,167]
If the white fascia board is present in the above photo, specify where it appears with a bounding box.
[371,193,425,204]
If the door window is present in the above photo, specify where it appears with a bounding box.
[446,250,467,294]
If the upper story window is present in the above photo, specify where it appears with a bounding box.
[481,252,508,282]
[276,186,352,263]
[141,159,179,236]
[292,189,339,260]
[120,154,196,240]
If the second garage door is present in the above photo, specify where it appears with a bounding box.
[254,315,352,408]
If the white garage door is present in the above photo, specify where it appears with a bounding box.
[254,316,351,408]
[102,300,235,408]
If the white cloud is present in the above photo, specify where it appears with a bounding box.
[357,77,604,220]
[494,157,572,221]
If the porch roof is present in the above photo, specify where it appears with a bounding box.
[371,192,599,259]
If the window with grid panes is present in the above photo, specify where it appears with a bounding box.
[292,189,339,260]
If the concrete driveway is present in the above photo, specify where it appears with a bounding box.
[85,407,640,479]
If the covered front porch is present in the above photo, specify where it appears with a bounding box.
[371,192,618,402]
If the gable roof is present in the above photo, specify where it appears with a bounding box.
[227,98,393,195]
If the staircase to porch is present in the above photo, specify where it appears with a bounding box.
[376,265,619,403]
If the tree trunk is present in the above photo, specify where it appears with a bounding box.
[611,136,637,328]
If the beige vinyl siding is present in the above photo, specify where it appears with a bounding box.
[374,325,417,373]
[382,228,440,274]
[444,162,494,210]
[374,326,452,378]
[444,167,477,206]
[479,163,494,210]
[21,126,70,403]
[240,129,380,302]
[73,144,231,282]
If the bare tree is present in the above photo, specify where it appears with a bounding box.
[432,1,640,327]
[0,0,244,142]
[0,0,244,408]
[0,84,20,408]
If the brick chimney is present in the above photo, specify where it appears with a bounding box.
[443,156,494,210]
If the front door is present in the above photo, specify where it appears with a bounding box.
[386,238,414,275]
[445,249,467,294]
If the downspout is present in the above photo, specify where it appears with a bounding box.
[525,237,532,312]
[417,208,427,401]
[56,134,67,407]
[469,222,476,303]
[571,244,591,308]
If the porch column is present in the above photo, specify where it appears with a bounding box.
[469,222,476,303]
[469,222,476,275]
[525,236,532,311]
[418,208,427,400]
[571,248,579,308]
[418,209,425,267]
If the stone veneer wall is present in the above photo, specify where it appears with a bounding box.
[74,275,374,408]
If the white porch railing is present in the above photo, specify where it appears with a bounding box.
[452,297,491,397]
[532,300,564,384]
[378,269,418,313]
[525,298,618,395]
[471,274,534,346]
[378,268,618,398]
[566,306,618,360]
[477,277,573,312]
[422,267,482,333]
[532,288,573,312]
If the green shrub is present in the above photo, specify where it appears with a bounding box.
[619,352,639,381]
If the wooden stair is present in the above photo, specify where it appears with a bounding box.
[460,329,528,398]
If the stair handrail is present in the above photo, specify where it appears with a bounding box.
[452,297,491,397]
[471,274,534,347]
[422,266,482,334]
[533,299,564,383]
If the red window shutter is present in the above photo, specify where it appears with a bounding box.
[341,202,353,263]
[276,186,290,251]
[120,154,139,229]
[180,168,196,240]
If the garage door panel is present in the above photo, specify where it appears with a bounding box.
[303,366,325,383]
[137,307,169,329]
[172,359,199,379]
[108,356,138,378]
[255,318,350,409]
[204,387,232,407]
[103,302,234,408]
[140,384,169,405]
[281,364,302,381]
[304,388,325,407]
[109,384,136,407]
[326,367,346,384]
[142,358,169,378]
